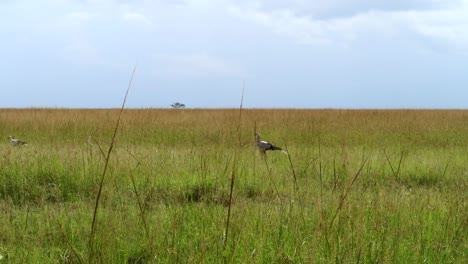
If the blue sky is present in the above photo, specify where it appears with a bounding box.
[1,0,468,108]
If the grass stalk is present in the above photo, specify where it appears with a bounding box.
[129,167,149,239]
[56,220,84,264]
[383,149,406,181]
[223,152,237,261]
[317,136,331,253]
[223,84,245,261]
[87,136,107,160]
[236,81,245,147]
[328,154,370,230]
[285,147,298,192]
[88,64,137,262]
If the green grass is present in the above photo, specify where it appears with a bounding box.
[0,108,467,263]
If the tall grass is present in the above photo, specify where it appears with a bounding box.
[0,108,466,262]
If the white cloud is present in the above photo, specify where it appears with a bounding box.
[228,7,398,46]
[231,0,462,19]
[66,11,97,21]
[122,12,152,25]
[408,6,468,50]
[152,53,246,79]
[61,41,103,65]
[228,2,468,51]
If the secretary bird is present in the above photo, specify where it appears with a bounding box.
[9,135,28,146]
[255,133,287,155]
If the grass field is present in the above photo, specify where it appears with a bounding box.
[0,108,466,263]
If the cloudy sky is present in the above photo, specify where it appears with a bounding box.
[1,0,468,108]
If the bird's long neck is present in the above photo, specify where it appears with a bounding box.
[255,134,261,142]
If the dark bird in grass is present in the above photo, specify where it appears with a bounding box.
[255,133,287,155]
[8,135,28,146]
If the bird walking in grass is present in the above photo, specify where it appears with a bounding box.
[9,135,28,146]
[255,133,287,155]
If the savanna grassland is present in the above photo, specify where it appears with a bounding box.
[0,108,466,263]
